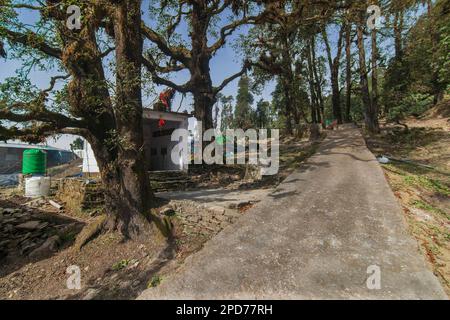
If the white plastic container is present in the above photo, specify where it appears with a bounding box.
[25,176,51,197]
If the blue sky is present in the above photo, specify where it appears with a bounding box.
[0,3,276,149]
[1,2,423,150]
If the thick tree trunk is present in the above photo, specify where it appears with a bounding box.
[307,40,319,124]
[90,137,153,238]
[280,34,297,135]
[61,1,156,238]
[191,2,215,132]
[393,11,404,59]
[283,84,294,135]
[331,72,342,124]
[425,1,444,105]
[345,22,353,123]
[323,28,344,124]
[310,37,325,128]
[104,0,154,238]
[370,26,380,133]
[193,91,216,132]
[357,22,379,134]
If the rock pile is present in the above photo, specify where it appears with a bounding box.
[167,200,243,237]
[0,206,83,261]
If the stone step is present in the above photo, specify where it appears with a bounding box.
[148,171,195,192]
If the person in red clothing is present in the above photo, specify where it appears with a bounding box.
[155,88,176,112]
[154,88,176,128]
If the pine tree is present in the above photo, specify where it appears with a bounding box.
[220,95,234,133]
[256,99,271,129]
[233,75,255,129]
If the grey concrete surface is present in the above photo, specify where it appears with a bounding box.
[139,127,447,300]
[156,188,274,210]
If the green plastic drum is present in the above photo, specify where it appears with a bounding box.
[22,149,47,175]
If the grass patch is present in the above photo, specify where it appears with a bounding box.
[147,275,162,288]
[383,162,449,196]
[382,164,407,176]
[59,231,78,244]
[150,181,161,190]
[280,141,321,170]
[411,200,449,219]
[386,127,442,151]
[404,174,450,196]
[112,259,130,271]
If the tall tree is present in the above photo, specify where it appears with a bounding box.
[213,93,223,129]
[306,38,320,124]
[355,2,380,133]
[393,8,405,59]
[141,0,261,132]
[344,18,354,123]
[234,74,254,129]
[0,0,164,238]
[255,99,271,129]
[322,24,345,124]
[383,0,450,120]
[310,36,326,127]
[370,0,380,131]
[305,33,327,126]
[245,1,347,133]
[70,137,84,151]
[220,95,234,132]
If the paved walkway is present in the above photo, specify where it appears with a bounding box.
[156,188,273,210]
[139,127,447,300]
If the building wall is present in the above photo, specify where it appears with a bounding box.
[0,148,22,174]
[82,142,100,174]
[143,118,189,171]
[83,116,189,174]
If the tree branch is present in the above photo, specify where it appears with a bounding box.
[0,122,89,143]
[141,23,191,66]
[208,16,258,55]
[142,57,192,93]
[213,60,251,94]
[0,104,85,129]
[1,27,62,59]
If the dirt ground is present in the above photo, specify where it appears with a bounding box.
[0,191,252,300]
[365,104,450,296]
[0,136,320,300]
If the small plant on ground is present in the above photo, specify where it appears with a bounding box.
[148,275,162,288]
[404,175,450,196]
[112,259,130,271]
[411,200,449,219]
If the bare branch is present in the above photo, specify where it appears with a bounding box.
[141,23,191,66]
[142,57,192,93]
[208,15,259,55]
[214,60,251,94]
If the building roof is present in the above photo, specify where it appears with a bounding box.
[143,109,192,122]
[0,142,71,152]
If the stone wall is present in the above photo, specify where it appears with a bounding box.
[168,200,243,237]
[56,179,104,217]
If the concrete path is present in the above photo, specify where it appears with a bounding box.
[156,188,274,210]
[139,127,447,300]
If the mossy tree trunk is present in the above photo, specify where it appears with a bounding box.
[0,0,157,239]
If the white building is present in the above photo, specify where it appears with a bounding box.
[83,109,191,174]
